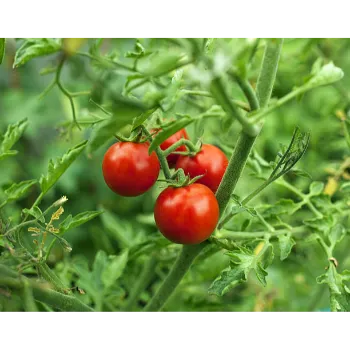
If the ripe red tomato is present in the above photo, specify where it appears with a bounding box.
[152,128,189,167]
[154,183,219,244]
[102,142,160,197]
[175,144,228,193]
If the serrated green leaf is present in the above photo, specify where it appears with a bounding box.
[39,140,87,195]
[101,250,128,289]
[303,215,335,233]
[4,179,37,202]
[209,241,273,296]
[262,199,299,218]
[22,206,45,223]
[59,210,103,233]
[278,234,296,261]
[306,62,344,89]
[328,224,346,247]
[208,265,247,296]
[0,39,5,65]
[148,118,192,154]
[309,181,325,196]
[305,233,321,243]
[0,118,28,160]
[317,265,350,312]
[13,39,61,68]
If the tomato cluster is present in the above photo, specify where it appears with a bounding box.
[102,128,228,245]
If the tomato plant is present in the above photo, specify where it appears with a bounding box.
[154,183,219,244]
[0,38,350,314]
[175,144,229,193]
[102,141,160,197]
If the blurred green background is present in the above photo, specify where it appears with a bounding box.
[0,38,349,311]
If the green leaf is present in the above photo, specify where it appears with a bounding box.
[100,209,135,249]
[290,168,312,179]
[131,108,157,131]
[89,38,104,56]
[13,38,61,68]
[303,215,335,233]
[209,240,274,296]
[317,265,350,312]
[262,199,299,218]
[87,99,147,154]
[278,234,296,261]
[101,250,128,289]
[141,51,185,77]
[0,39,5,65]
[39,140,87,195]
[148,118,193,154]
[0,118,28,160]
[306,62,344,89]
[59,211,103,233]
[4,179,37,202]
[22,206,45,223]
[309,181,325,196]
[328,224,346,247]
[129,236,171,260]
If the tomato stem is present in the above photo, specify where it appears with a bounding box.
[141,126,172,179]
[144,243,206,311]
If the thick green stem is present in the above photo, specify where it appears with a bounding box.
[123,256,157,311]
[216,132,257,214]
[144,244,205,311]
[256,39,284,108]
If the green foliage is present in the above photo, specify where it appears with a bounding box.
[39,140,87,195]
[13,39,62,68]
[1,38,350,312]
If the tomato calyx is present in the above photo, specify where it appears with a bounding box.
[114,126,155,144]
[158,168,205,188]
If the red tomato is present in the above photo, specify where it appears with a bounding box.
[152,128,189,167]
[102,142,160,197]
[154,183,219,244]
[175,144,228,193]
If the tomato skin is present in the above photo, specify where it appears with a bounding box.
[154,183,219,244]
[102,142,160,197]
[152,128,189,167]
[175,144,228,193]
